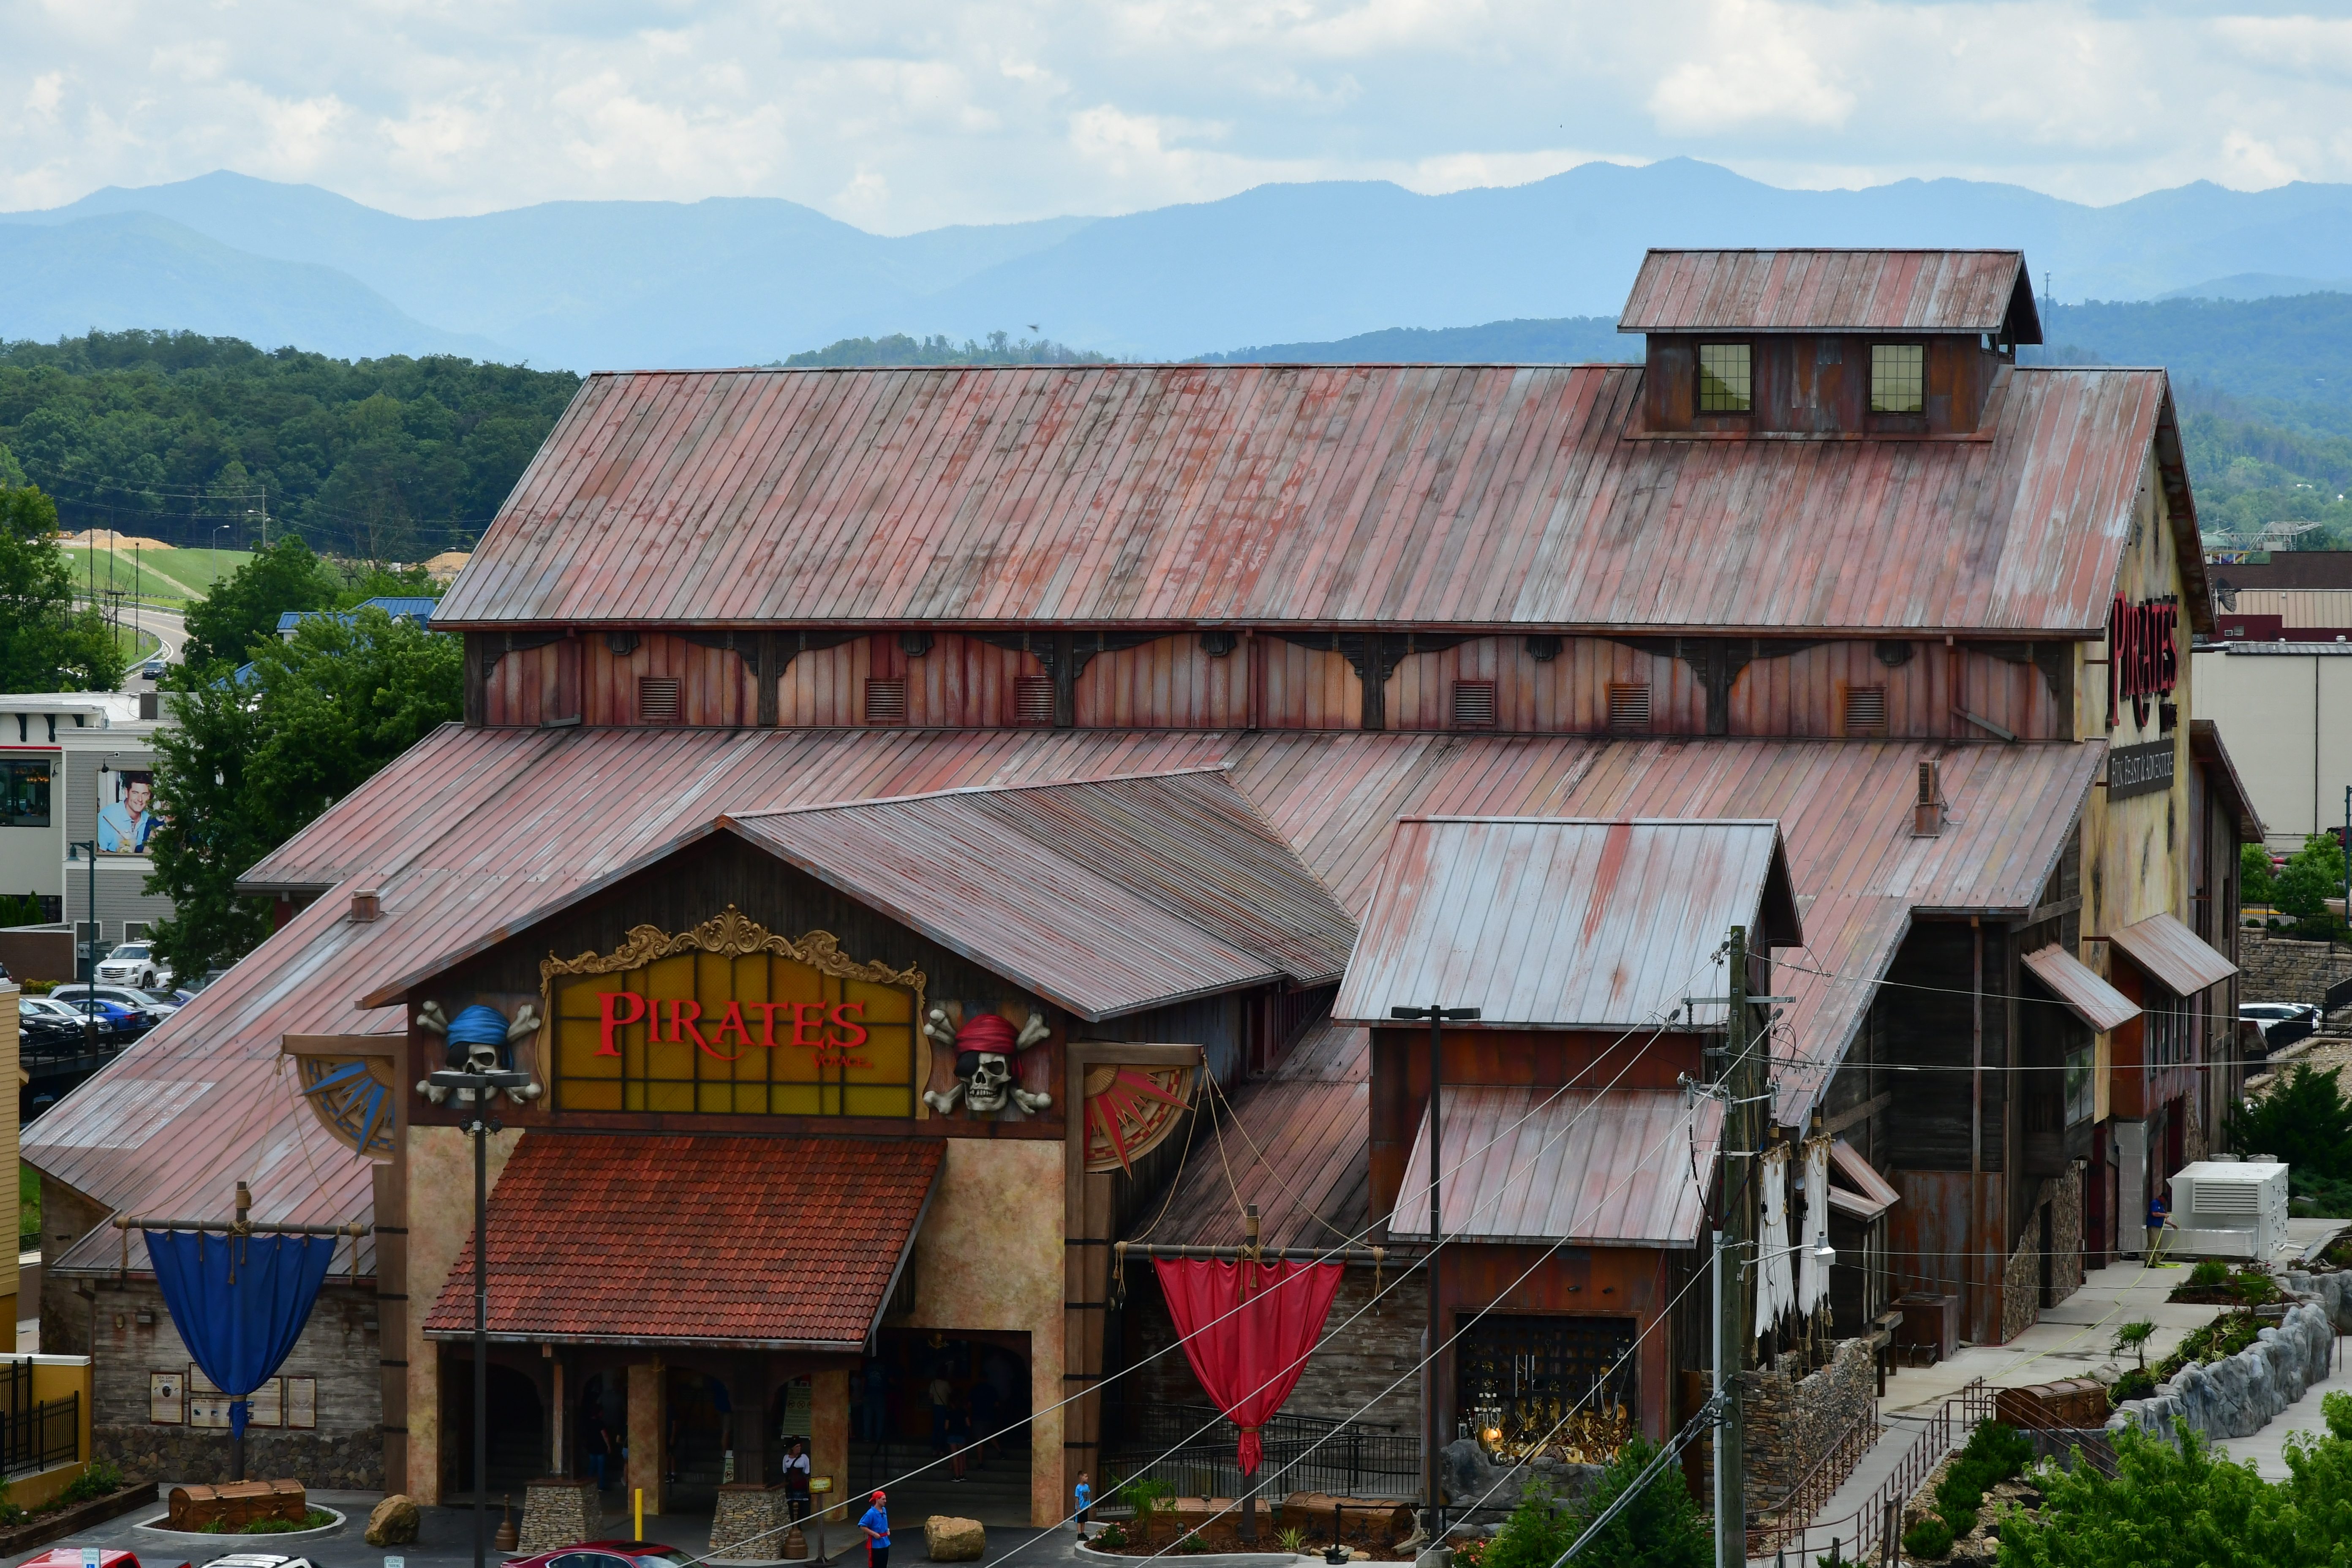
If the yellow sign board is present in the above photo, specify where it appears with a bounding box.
[543,907,924,1119]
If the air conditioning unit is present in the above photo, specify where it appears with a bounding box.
[2166,1159,2290,1261]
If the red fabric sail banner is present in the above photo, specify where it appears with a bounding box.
[1154,1258,1345,1476]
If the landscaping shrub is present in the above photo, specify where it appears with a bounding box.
[1900,1514,1954,1560]
[55,1460,122,1506]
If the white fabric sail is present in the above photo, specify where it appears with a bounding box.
[1797,1137,1832,1316]
[1757,1144,1794,1338]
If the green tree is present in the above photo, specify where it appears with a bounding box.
[2274,834,2349,941]
[2243,843,2278,906]
[146,606,462,976]
[2230,1064,2352,1217]
[1993,1419,2296,1568]
[1478,1443,1707,1568]
[0,481,127,693]
[179,536,340,670]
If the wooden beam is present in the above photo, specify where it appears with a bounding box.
[1822,1090,1892,1138]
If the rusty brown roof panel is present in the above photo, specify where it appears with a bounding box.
[1618,249,2039,339]
[1389,1086,1723,1247]
[2022,944,2139,1034]
[1331,819,1799,1028]
[437,361,2155,637]
[37,727,2104,1240]
[2109,912,2238,996]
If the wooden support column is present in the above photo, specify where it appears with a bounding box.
[372,1157,411,1495]
[757,632,781,728]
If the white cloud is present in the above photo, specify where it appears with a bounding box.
[6,0,2352,231]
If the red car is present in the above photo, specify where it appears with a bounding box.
[504,1541,690,1568]
[22,1553,188,1568]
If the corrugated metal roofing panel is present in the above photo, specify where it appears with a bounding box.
[419,1132,940,1348]
[1388,1086,1722,1247]
[2021,944,2139,1034]
[1618,250,2036,338]
[1331,818,1797,1028]
[33,726,2104,1244]
[2109,912,2238,996]
[435,362,2157,637]
[1829,1136,1899,1217]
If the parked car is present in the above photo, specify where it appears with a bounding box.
[505,1543,686,1568]
[96,941,173,989]
[199,1555,316,1568]
[2241,1001,2323,1051]
[45,985,164,1033]
[20,994,123,1037]
[24,1549,187,1568]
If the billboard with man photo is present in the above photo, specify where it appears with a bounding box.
[97,768,160,855]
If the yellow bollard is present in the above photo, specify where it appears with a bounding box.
[634,1487,644,1542]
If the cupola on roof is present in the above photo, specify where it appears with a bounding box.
[1618,249,2043,342]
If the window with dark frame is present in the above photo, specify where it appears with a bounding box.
[3,761,50,827]
[1870,343,1926,414]
[1696,343,1751,412]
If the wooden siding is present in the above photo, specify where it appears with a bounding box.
[1072,634,1247,729]
[480,633,756,727]
[1644,334,2001,436]
[779,634,1045,727]
[1387,639,1702,733]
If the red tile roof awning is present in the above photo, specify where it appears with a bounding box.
[2108,913,2238,999]
[2022,945,2139,1034]
[422,1133,941,1350]
[1389,1086,1721,1248]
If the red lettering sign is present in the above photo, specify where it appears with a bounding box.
[2107,595,2180,729]
[598,991,645,1057]
[829,1001,868,1048]
[703,1000,751,1060]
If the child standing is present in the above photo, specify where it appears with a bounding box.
[1073,1473,1093,1532]
[860,1489,891,1568]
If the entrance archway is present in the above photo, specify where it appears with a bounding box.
[444,1358,546,1498]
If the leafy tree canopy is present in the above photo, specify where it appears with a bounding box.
[2230,1063,2352,1215]
[776,330,1112,368]
[0,479,128,694]
[146,606,462,976]
[0,329,578,562]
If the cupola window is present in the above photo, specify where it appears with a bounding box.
[1870,344,1926,414]
[1697,343,1751,412]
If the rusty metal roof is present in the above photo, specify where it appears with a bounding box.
[1331,818,1800,1029]
[1147,1013,1371,1251]
[2021,944,2139,1034]
[1388,1086,1722,1247]
[732,770,1353,1020]
[1618,250,2041,340]
[436,361,2164,638]
[2108,912,2238,997]
[27,725,2105,1240]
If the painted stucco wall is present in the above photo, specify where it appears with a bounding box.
[904,1138,1063,1525]
[404,1122,521,1505]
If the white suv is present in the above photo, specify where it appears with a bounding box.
[95,942,172,990]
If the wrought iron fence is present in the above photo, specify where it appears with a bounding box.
[1105,1404,1421,1501]
[0,1371,78,1478]
[1747,1405,1881,1557]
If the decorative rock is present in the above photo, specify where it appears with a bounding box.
[2108,1299,2335,1442]
[924,1515,986,1561]
[366,1494,422,1546]
[1438,1440,1602,1527]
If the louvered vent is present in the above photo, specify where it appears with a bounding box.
[637,676,681,724]
[1452,680,1497,728]
[1013,676,1056,725]
[2194,1181,2260,1216]
[863,678,907,724]
[1843,685,1888,733]
[1607,683,1651,732]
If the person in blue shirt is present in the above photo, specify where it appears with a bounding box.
[860,1490,890,1568]
[1073,1473,1093,1531]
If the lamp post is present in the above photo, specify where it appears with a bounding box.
[68,841,97,1047]
[1391,1003,1480,1550]
[428,1068,530,1568]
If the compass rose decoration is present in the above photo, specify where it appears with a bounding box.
[1082,1061,1198,1173]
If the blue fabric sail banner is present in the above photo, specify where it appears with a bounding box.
[144,1230,337,1438]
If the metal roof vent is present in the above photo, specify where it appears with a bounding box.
[1607,683,1651,733]
[1912,759,1944,837]
[1452,681,1497,729]
[1013,676,1055,726]
[1843,685,1887,735]
[637,676,681,724]
[864,678,907,725]
[350,887,381,923]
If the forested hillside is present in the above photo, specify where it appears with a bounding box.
[0,330,579,561]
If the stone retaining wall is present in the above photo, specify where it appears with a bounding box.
[2238,931,2352,1008]
[2106,1300,2334,1443]
[1738,1337,1877,1516]
[97,1426,381,1489]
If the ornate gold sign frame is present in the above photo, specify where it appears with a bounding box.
[538,904,930,1105]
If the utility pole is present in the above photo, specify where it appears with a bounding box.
[1392,1002,1480,1554]
[1714,926,1756,1568]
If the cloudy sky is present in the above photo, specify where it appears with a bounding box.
[8,0,2352,233]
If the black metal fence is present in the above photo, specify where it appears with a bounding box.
[0,1359,79,1476]
[1105,1403,1420,1501]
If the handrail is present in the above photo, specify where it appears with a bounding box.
[1756,1378,1990,1566]
[1748,1406,1880,1555]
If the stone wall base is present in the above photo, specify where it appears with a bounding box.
[520,1480,602,1554]
[97,1426,383,1490]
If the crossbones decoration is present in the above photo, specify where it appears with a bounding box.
[921,1007,1053,1117]
[414,1000,544,1107]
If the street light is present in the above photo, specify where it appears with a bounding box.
[427,1067,531,1568]
[1391,1003,1480,1546]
